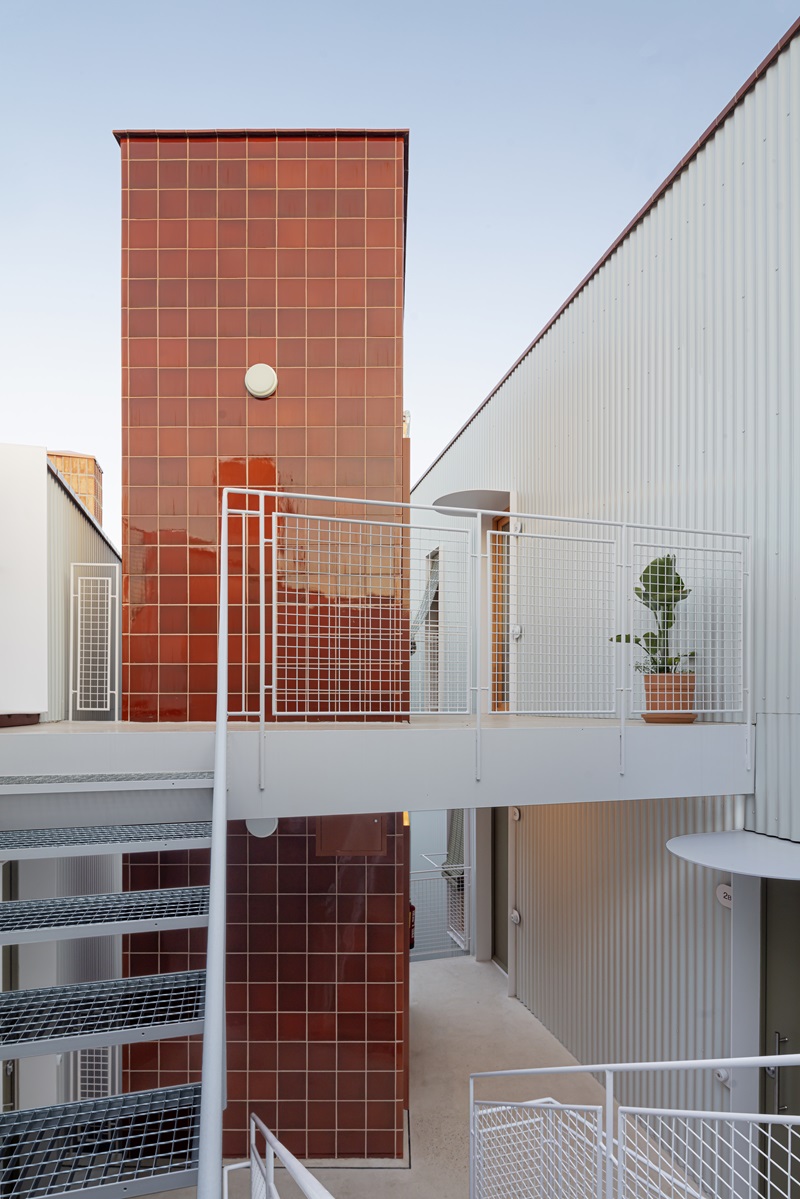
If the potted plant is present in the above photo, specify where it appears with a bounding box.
[612,554,696,723]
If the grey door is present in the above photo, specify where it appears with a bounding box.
[764,879,800,1194]
[492,807,509,971]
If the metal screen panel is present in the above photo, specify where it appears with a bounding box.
[0,1084,200,1199]
[76,575,112,712]
[472,1100,604,1199]
[619,1108,800,1199]
[410,864,470,961]
[628,539,745,716]
[272,513,470,716]
[489,528,617,715]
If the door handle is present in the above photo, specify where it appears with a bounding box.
[766,1031,789,1113]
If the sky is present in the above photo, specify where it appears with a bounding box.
[0,0,795,547]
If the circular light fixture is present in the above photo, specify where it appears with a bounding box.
[244,363,278,399]
[246,816,279,839]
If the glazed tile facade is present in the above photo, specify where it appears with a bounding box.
[117,130,410,1159]
[119,130,407,722]
[123,815,409,1159]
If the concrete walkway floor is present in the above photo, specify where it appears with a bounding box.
[221,955,602,1199]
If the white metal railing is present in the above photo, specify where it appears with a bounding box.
[220,489,750,746]
[470,1053,800,1199]
[222,1113,336,1199]
[410,855,471,960]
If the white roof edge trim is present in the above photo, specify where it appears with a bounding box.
[667,830,800,880]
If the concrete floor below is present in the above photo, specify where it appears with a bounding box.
[203,955,602,1199]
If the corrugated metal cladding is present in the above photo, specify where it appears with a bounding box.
[514,796,743,1112]
[412,33,800,840]
[44,469,120,723]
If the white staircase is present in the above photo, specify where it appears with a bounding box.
[0,791,221,1198]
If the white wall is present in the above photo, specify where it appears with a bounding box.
[513,796,742,1112]
[412,32,800,842]
[0,444,48,714]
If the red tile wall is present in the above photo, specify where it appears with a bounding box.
[119,131,410,1159]
[120,131,407,722]
[123,814,409,1159]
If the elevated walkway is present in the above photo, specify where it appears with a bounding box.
[0,718,754,825]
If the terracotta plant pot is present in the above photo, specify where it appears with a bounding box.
[642,673,696,723]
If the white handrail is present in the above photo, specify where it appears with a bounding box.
[197,489,231,1199]
[470,1050,800,1081]
[250,1113,336,1199]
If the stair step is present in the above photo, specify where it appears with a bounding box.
[0,1084,200,1199]
[0,887,210,946]
[0,771,214,796]
[0,970,205,1058]
[0,821,212,861]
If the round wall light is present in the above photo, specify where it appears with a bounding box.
[244,363,278,399]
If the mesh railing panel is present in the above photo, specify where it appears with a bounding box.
[410,866,469,960]
[489,528,617,715]
[473,1101,604,1199]
[273,514,470,716]
[619,1109,800,1199]
[628,540,744,716]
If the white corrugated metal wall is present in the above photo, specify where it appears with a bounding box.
[514,796,743,1111]
[411,29,800,1106]
[44,467,120,722]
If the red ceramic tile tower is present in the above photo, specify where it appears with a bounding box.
[117,129,410,1159]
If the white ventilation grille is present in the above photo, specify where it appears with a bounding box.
[77,576,111,711]
[69,562,120,720]
[77,1046,115,1100]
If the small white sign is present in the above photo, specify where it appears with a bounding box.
[716,882,733,909]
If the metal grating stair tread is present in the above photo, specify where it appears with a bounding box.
[0,971,205,1058]
[0,1084,200,1199]
[0,887,209,946]
[0,772,214,796]
[0,822,212,861]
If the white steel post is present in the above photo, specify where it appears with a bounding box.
[258,494,266,791]
[604,1069,614,1199]
[469,1075,476,1199]
[197,489,230,1199]
[473,514,483,781]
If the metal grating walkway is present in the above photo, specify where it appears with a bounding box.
[0,887,209,945]
[0,772,214,795]
[0,971,205,1058]
[0,1084,200,1199]
[0,821,212,861]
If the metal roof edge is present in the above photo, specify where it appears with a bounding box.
[47,462,121,560]
[412,14,800,493]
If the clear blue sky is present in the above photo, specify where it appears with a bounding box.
[0,0,794,545]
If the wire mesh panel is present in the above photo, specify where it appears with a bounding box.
[627,539,745,718]
[619,1109,800,1199]
[70,563,120,720]
[473,1100,604,1199]
[272,513,470,716]
[488,526,617,715]
[410,865,470,960]
[0,1083,200,1198]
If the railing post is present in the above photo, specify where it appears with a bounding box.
[473,514,483,782]
[469,1075,476,1199]
[197,489,230,1199]
[258,493,266,791]
[619,526,629,776]
[604,1069,614,1199]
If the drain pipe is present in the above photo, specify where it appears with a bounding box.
[197,489,230,1199]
